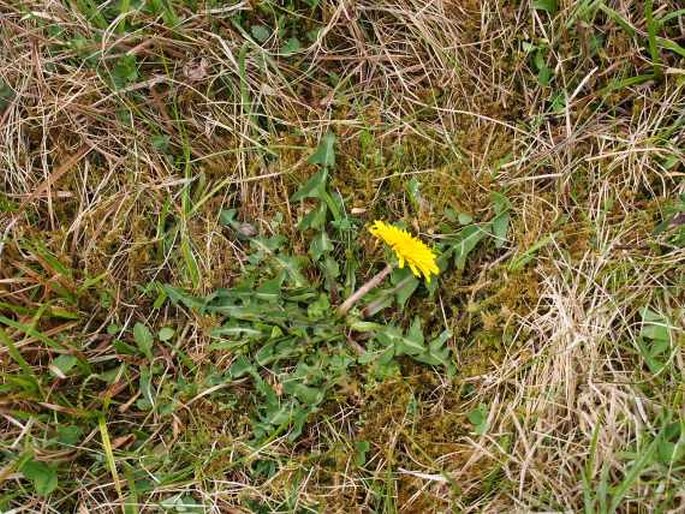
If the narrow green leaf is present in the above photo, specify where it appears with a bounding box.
[133,322,154,360]
[298,202,328,231]
[599,73,656,95]
[393,334,426,357]
[641,322,670,342]
[608,426,663,512]
[98,415,123,502]
[0,327,41,394]
[405,178,422,211]
[407,317,425,345]
[50,354,78,377]
[394,271,419,309]
[598,4,637,36]
[256,274,285,301]
[656,37,685,58]
[490,212,510,248]
[537,63,552,86]
[533,0,557,13]
[645,0,661,74]
[139,366,155,408]
[355,441,370,466]
[309,230,333,261]
[0,314,66,350]
[508,232,557,271]
[323,255,340,279]
[283,381,324,404]
[230,355,253,378]
[307,131,336,168]
[451,225,488,270]
[291,169,328,202]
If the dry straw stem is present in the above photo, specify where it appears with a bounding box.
[338,263,393,316]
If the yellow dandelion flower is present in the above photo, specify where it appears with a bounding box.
[369,220,439,282]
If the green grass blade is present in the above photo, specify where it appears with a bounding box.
[645,0,661,76]
[0,327,42,396]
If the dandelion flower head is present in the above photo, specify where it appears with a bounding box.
[369,220,439,283]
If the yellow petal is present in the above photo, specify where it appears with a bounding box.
[368,221,439,283]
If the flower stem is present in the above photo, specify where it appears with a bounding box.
[338,264,393,316]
